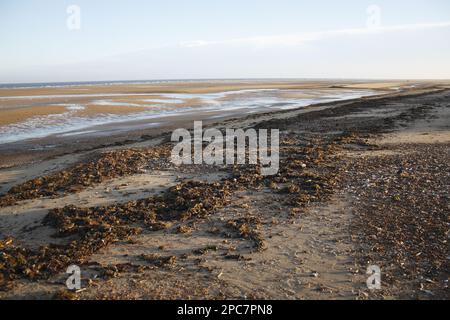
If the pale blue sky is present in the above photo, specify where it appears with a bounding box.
[1,0,450,83]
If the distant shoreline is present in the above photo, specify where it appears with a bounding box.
[0,77,442,89]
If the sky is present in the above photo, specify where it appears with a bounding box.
[1,0,450,83]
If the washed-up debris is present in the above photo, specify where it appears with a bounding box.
[0,145,172,207]
[140,254,177,268]
[176,225,193,234]
[345,142,450,298]
[0,179,234,290]
[0,124,365,294]
[0,128,347,291]
[0,223,140,291]
[193,245,218,255]
[94,263,148,280]
[53,289,80,300]
[223,253,251,261]
[226,217,266,251]
[3,93,430,294]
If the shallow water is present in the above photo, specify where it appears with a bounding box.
[0,88,380,144]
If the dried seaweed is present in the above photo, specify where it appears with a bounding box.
[0,146,172,207]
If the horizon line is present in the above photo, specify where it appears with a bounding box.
[1,77,449,87]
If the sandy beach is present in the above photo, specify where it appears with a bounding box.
[0,80,449,299]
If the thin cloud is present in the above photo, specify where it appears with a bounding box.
[179,21,450,48]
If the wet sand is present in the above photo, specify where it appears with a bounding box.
[1,79,448,168]
[0,81,449,300]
